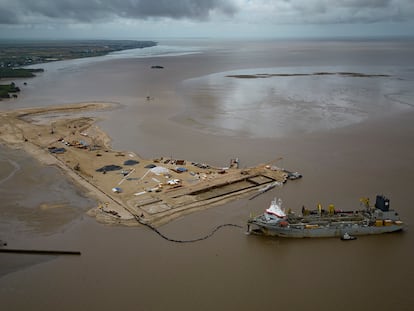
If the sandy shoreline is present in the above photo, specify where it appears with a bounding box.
[0,102,130,220]
[0,102,291,227]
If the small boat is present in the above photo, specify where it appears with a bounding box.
[283,169,303,180]
[249,181,283,200]
[340,232,357,241]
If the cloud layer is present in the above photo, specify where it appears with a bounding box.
[0,0,413,26]
[0,0,238,24]
[239,0,414,24]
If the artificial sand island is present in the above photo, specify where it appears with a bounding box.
[0,102,294,226]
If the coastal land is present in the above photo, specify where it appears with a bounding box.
[0,102,288,226]
[0,39,157,69]
[0,39,157,100]
[0,82,20,99]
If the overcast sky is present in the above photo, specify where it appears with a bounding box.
[0,0,413,39]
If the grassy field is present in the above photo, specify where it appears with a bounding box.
[0,68,44,78]
[0,82,20,98]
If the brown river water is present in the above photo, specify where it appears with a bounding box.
[1,39,413,310]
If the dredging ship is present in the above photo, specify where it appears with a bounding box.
[247,195,404,238]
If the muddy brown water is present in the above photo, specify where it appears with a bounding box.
[1,39,413,310]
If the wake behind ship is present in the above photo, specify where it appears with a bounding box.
[247,195,404,238]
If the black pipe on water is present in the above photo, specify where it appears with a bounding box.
[0,249,81,255]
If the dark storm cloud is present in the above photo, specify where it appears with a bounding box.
[0,6,16,24]
[1,0,413,26]
[0,0,238,24]
[286,0,413,23]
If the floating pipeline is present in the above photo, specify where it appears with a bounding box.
[135,216,242,243]
[0,248,81,255]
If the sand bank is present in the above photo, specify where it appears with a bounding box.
[0,102,291,226]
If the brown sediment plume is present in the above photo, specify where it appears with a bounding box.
[0,103,290,227]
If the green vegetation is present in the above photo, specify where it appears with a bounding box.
[0,82,20,99]
[0,39,157,68]
[0,68,44,78]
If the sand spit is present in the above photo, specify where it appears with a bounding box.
[0,103,290,227]
[226,72,391,79]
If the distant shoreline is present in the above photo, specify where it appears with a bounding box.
[0,39,158,69]
[226,72,391,79]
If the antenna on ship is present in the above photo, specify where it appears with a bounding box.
[360,197,370,210]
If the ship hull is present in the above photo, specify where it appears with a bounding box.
[248,221,403,238]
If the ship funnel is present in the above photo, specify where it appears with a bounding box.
[375,195,390,211]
